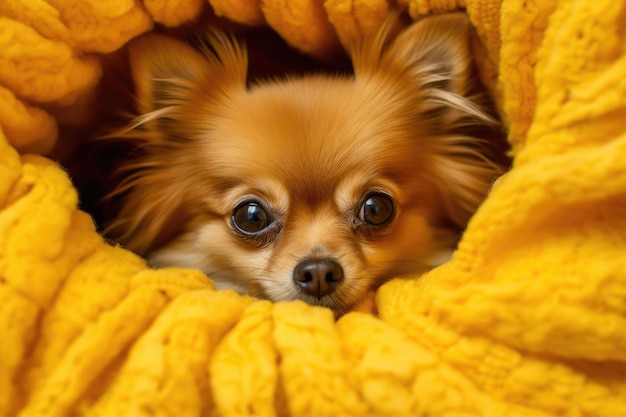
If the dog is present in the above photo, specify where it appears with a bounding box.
[100,13,507,316]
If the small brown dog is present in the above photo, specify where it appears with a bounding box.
[103,13,507,315]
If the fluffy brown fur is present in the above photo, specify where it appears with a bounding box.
[103,13,507,316]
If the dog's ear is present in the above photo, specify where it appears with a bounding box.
[102,33,248,255]
[352,13,474,97]
[351,13,493,131]
[128,32,248,116]
[386,13,473,96]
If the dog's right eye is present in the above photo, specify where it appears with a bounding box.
[232,201,271,235]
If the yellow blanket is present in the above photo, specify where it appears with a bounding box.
[2,0,626,416]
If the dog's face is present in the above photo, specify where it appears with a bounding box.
[146,77,460,313]
[105,14,505,315]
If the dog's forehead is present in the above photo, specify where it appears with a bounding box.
[200,76,429,204]
[214,77,421,163]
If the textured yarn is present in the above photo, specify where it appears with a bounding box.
[1,0,625,416]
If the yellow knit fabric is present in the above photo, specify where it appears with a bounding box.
[1,0,625,416]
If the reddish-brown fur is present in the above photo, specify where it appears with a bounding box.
[104,13,507,315]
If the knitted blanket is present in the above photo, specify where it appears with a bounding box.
[1,0,625,416]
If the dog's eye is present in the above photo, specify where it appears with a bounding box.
[359,192,394,226]
[232,201,271,235]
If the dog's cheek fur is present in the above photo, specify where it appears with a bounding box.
[362,210,459,276]
[148,218,275,296]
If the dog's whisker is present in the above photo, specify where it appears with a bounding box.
[206,265,274,276]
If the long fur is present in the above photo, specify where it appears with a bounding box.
[100,13,508,316]
[103,30,249,254]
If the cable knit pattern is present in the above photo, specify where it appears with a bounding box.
[1,0,625,416]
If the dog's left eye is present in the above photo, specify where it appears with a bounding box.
[232,201,271,235]
[358,192,395,227]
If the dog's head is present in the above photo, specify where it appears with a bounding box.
[105,14,505,315]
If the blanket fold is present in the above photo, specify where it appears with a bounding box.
[1,0,625,416]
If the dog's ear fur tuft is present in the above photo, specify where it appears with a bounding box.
[128,32,248,116]
[352,13,473,95]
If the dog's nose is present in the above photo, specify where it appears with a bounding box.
[293,258,344,298]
